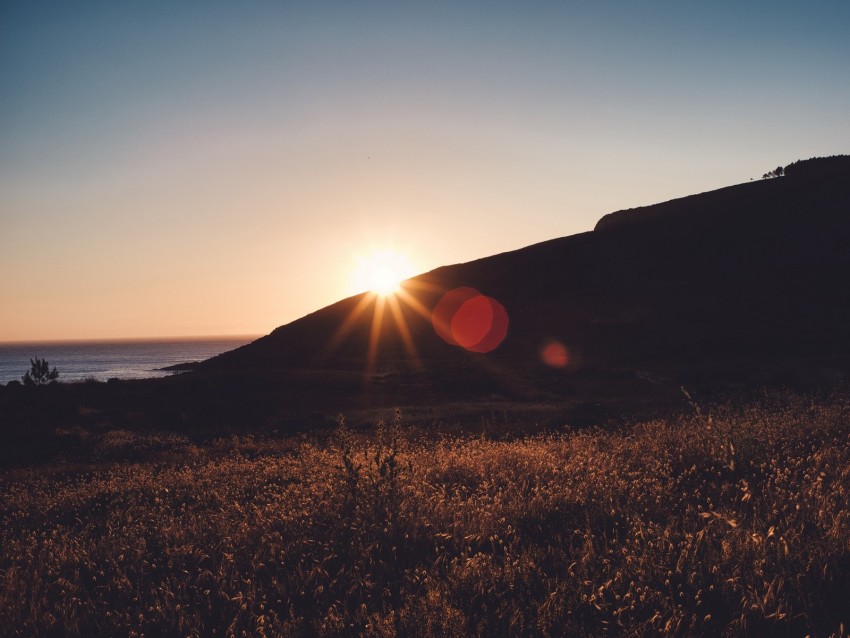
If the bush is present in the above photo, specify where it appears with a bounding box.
[22,357,58,386]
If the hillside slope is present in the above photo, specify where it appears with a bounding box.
[193,156,850,403]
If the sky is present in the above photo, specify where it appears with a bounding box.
[2,0,848,341]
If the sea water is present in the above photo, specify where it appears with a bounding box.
[0,337,256,385]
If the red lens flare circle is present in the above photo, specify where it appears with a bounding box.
[432,288,509,353]
[541,340,569,368]
[431,287,480,346]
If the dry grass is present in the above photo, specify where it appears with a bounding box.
[1,395,849,636]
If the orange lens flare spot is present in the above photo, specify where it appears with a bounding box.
[431,287,480,346]
[451,296,493,349]
[541,341,569,368]
[432,288,509,353]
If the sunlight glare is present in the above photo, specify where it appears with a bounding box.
[352,249,415,297]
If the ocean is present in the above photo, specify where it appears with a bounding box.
[0,337,256,385]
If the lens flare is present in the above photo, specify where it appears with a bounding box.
[431,287,480,346]
[432,287,509,353]
[541,340,569,368]
[351,250,415,297]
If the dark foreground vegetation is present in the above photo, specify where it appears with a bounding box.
[2,391,849,637]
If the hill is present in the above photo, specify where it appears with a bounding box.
[4,156,849,637]
[3,155,850,455]
[181,155,850,408]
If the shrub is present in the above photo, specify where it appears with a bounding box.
[22,357,59,386]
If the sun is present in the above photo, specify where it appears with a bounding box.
[351,249,415,297]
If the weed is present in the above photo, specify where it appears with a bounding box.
[1,393,849,635]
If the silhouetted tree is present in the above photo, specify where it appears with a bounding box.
[784,155,850,179]
[22,357,59,385]
[762,166,785,179]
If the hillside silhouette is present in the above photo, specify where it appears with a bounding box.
[4,155,850,458]
[175,156,850,406]
[5,160,850,637]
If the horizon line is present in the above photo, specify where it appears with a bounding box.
[0,334,263,346]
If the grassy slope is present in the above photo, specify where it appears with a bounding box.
[2,393,849,637]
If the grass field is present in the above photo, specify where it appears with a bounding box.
[2,392,849,636]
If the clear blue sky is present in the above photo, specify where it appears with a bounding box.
[2,1,848,340]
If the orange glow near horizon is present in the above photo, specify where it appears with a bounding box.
[366,294,387,373]
[351,250,417,297]
[4,2,844,343]
[386,293,421,366]
[365,280,441,370]
[321,279,508,376]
